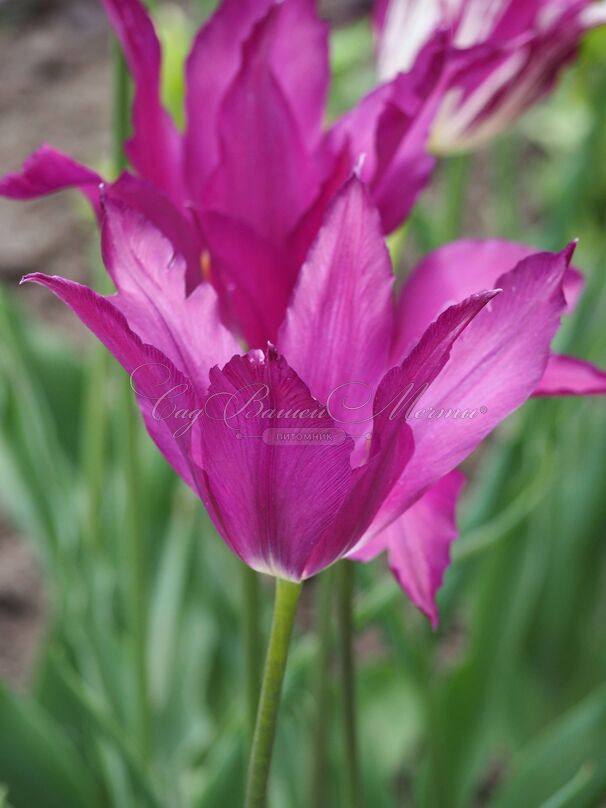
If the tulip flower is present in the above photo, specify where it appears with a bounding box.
[0,0,447,347]
[20,176,606,622]
[375,0,606,152]
[15,174,606,807]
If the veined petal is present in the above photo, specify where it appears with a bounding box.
[185,0,328,206]
[0,145,102,213]
[393,239,582,363]
[307,289,494,574]
[278,177,395,431]
[101,194,239,393]
[331,34,447,231]
[199,348,357,578]
[21,274,202,490]
[371,246,574,536]
[101,0,184,203]
[349,470,465,628]
[108,173,205,294]
[534,354,606,396]
[203,6,320,246]
[287,142,352,272]
[265,0,329,148]
[375,0,446,78]
[185,0,273,203]
[202,211,292,347]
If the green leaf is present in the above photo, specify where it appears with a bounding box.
[0,684,99,808]
[491,686,606,808]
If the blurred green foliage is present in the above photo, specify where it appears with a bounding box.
[0,8,606,808]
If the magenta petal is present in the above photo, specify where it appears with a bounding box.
[22,273,202,490]
[185,0,328,206]
[393,239,583,362]
[370,37,447,232]
[373,246,573,535]
[101,195,239,392]
[108,173,205,294]
[302,393,415,578]
[534,354,606,396]
[0,145,102,212]
[185,0,272,202]
[278,177,395,429]
[336,286,495,557]
[350,471,465,628]
[203,7,321,246]
[101,0,183,204]
[288,142,352,272]
[330,34,447,232]
[262,0,329,150]
[200,349,357,578]
[202,211,292,347]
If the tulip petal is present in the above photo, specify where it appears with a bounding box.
[185,0,272,202]
[287,142,352,271]
[200,348,357,578]
[202,211,292,347]
[392,239,583,363]
[371,38,447,232]
[21,274,202,489]
[101,0,183,203]
[101,195,239,393]
[350,470,465,628]
[203,6,320,246]
[265,0,329,149]
[581,1,606,27]
[108,173,205,294]
[330,34,446,231]
[185,0,328,205]
[278,178,395,432]
[534,354,606,396]
[307,287,494,575]
[371,246,573,535]
[0,145,102,212]
[335,287,494,572]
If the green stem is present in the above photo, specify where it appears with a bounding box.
[112,35,149,758]
[112,41,130,175]
[338,561,361,808]
[243,564,262,745]
[312,568,335,808]
[245,578,302,808]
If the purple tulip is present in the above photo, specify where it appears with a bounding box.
[20,178,606,625]
[0,0,447,346]
[375,0,606,152]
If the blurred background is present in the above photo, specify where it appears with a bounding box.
[0,1,605,806]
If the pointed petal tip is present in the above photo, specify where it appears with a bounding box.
[482,287,502,306]
[20,272,42,286]
[563,240,578,263]
[388,557,440,629]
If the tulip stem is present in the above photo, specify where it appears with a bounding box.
[245,578,302,808]
[312,568,335,807]
[242,564,262,745]
[338,561,362,808]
